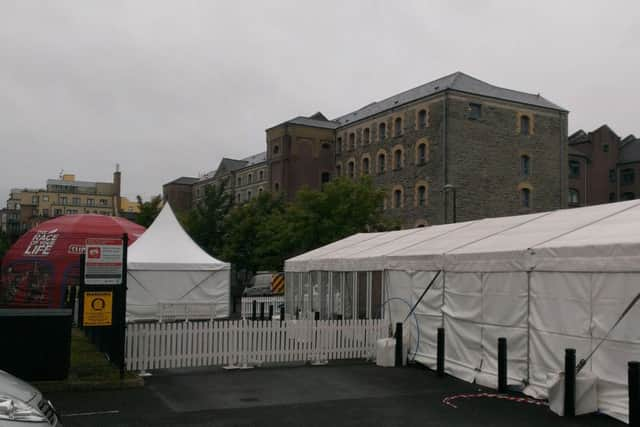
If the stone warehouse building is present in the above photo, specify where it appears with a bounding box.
[167,72,569,226]
[568,126,640,207]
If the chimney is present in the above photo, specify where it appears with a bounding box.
[113,164,122,216]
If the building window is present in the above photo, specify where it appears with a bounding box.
[521,155,530,177]
[60,196,67,205]
[247,191,251,200]
[622,192,635,200]
[379,123,386,141]
[42,209,49,217]
[42,195,49,201]
[259,187,264,194]
[248,174,253,184]
[336,164,342,177]
[569,188,579,205]
[469,103,482,120]
[622,168,635,185]
[259,170,264,180]
[394,117,402,137]
[32,196,39,204]
[393,149,402,170]
[275,183,280,191]
[100,199,108,206]
[321,172,331,184]
[348,161,355,178]
[569,160,580,178]
[418,109,427,129]
[603,144,609,153]
[237,176,241,186]
[337,137,342,153]
[72,197,80,206]
[363,128,370,144]
[520,115,531,135]
[417,143,427,164]
[87,199,95,206]
[609,192,616,202]
[521,188,531,208]
[394,189,402,208]
[378,153,386,174]
[55,209,62,216]
[236,193,241,202]
[349,133,356,150]
[273,144,280,154]
[609,169,616,183]
[362,157,370,175]
[417,186,426,207]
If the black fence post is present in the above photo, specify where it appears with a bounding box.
[260,302,265,321]
[314,311,320,321]
[280,306,285,326]
[437,327,445,377]
[268,305,273,321]
[395,322,403,367]
[118,232,129,379]
[630,361,640,427]
[564,348,576,417]
[295,308,300,320]
[252,300,257,321]
[498,337,507,393]
[78,254,85,329]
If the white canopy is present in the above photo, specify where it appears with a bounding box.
[127,203,230,321]
[128,203,229,271]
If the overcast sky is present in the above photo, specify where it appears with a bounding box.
[1,1,638,203]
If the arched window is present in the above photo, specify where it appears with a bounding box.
[379,123,386,141]
[417,143,426,164]
[394,117,402,137]
[521,155,530,177]
[363,128,370,144]
[362,157,370,175]
[349,133,356,150]
[247,191,251,201]
[394,189,402,208]
[336,164,342,177]
[417,185,426,207]
[418,110,427,129]
[394,149,402,170]
[236,193,241,203]
[378,153,386,174]
[273,144,280,154]
[521,188,531,208]
[274,182,280,192]
[520,115,531,135]
[259,170,264,180]
[348,160,355,178]
[569,188,579,205]
[259,187,263,194]
[337,137,342,153]
[248,174,253,184]
[321,172,331,184]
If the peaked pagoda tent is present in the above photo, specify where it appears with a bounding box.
[284,200,640,423]
[126,203,230,321]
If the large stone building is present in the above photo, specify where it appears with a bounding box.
[167,72,569,226]
[568,126,640,206]
[4,168,139,236]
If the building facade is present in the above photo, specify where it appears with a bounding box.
[163,177,199,213]
[4,168,139,235]
[568,126,640,207]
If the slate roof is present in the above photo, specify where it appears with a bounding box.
[619,138,640,164]
[165,176,199,186]
[241,152,267,165]
[568,146,590,159]
[568,129,589,144]
[334,71,566,126]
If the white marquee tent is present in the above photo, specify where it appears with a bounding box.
[127,203,230,321]
[285,200,640,423]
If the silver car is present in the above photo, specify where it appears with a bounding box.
[0,369,61,426]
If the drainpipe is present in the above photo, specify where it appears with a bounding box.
[442,92,449,223]
[560,111,567,208]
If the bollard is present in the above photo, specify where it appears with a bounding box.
[564,348,576,417]
[280,306,285,323]
[314,311,320,321]
[498,337,507,393]
[437,327,445,377]
[395,322,403,367]
[630,361,640,426]
[260,302,265,321]
[296,308,300,320]
[268,305,273,320]
[251,300,257,321]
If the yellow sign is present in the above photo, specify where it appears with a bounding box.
[83,291,113,326]
[271,273,285,294]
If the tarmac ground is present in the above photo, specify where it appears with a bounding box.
[48,363,623,427]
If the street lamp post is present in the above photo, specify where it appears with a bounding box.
[443,184,457,223]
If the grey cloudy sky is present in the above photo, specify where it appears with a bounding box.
[1,1,639,203]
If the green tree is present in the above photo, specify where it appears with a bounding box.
[136,194,163,228]
[182,183,232,257]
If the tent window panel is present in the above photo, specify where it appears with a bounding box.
[371,271,383,319]
[357,272,368,319]
[285,272,294,315]
[332,272,343,319]
[311,271,321,314]
[344,272,354,319]
[320,271,330,319]
[303,273,312,315]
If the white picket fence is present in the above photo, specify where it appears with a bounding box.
[240,296,285,318]
[125,319,387,371]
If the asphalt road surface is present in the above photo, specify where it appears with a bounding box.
[48,363,622,427]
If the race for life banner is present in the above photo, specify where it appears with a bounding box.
[84,238,124,285]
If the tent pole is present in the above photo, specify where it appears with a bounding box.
[526,270,531,386]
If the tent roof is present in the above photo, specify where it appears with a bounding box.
[127,203,229,271]
[285,200,640,273]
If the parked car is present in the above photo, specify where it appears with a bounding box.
[242,272,275,297]
[0,369,61,426]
